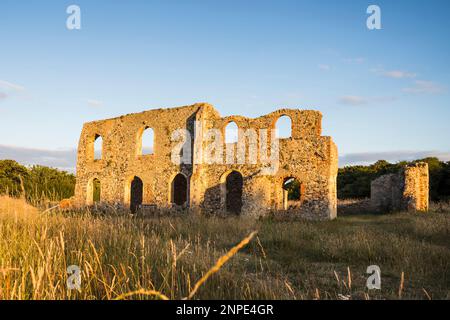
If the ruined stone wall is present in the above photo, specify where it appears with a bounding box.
[370,163,429,213]
[74,104,199,208]
[74,103,338,219]
[189,105,338,219]
[403,162,429,211]
[370,174,403,213]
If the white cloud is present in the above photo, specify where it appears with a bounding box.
[0,144,77,172]
[0,80,25,91]
[344,57,365,64]
[0,80,25,101]
[87,99,104,107]
[371,96,397,103]
[382,70,416,79]
[371,68,416,79]
[338,95,367,106]
[338,95,397,106]
[403,80,446,94]
[340,150,450,167]
[318,64,331,71]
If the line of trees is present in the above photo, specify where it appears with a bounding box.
[1,157,449,204]
[0,160,75,203]
[338,157,450,200]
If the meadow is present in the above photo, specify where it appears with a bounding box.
[0,195,449,300]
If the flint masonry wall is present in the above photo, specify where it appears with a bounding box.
[403,163,429,211]
[370,162,429,213]
[74,103,338,219]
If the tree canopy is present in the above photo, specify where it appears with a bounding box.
[0,160,76,202]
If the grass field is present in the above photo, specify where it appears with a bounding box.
[0,195,449,300]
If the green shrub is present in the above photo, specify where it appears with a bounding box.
[0,160,75,202]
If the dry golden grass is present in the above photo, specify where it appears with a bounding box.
[0,195,449,300]
[0,195,39,218]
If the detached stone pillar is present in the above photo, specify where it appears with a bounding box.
[403,163,429,212]
[370,162,429,213]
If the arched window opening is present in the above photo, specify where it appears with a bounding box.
[225,121,238,144]
[275,115,292,139]
[141,127,154,155]
[282,177,301,210]
[92,178,101,203]
[172,173,188,206]
[94,135,103,160]
[130,176,143,213]
[225,171,243,214]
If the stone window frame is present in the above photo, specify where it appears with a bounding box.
[86,176,101,205]
[87,133,104,163]
[223,120,240,145]
[280,175,305,210]
[168,172,190,208]
[272,114,294,140]
[219,169,245,212]
[136,125,155,157]
[124,174,145,207]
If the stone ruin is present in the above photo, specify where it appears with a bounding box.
[370,162,429,213]
[73,103,338,219]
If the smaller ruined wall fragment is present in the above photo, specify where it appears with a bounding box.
[403,162,429,211]
[370,162,429,213]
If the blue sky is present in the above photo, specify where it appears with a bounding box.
[0,0,449,170]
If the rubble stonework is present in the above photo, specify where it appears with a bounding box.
[370,162,429,213]
[74,103,338,219]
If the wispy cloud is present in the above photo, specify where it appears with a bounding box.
[0,80,25,92]
[0,144,77,172]
[340,150,450,167]
[0,80,26,102]
[318,64,331,71]
[338,95,367,106]
[87,99,104,107]
[344,57,365,64]
[403,80,446,94]
[370,67,417,79]
[382,70,416,79]
[2,144,448,172]
[338,95,396,106]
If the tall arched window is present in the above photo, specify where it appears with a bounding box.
[282,177,302,210]
[94,135,103,160]
[275,115,292,139]
[92,178,101,202]
[87,178,101,204]
[225,121,238,143]
[130,176,143,213]
[225,170,243,214]
[140,127,154,155]
[171,173,188,207]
